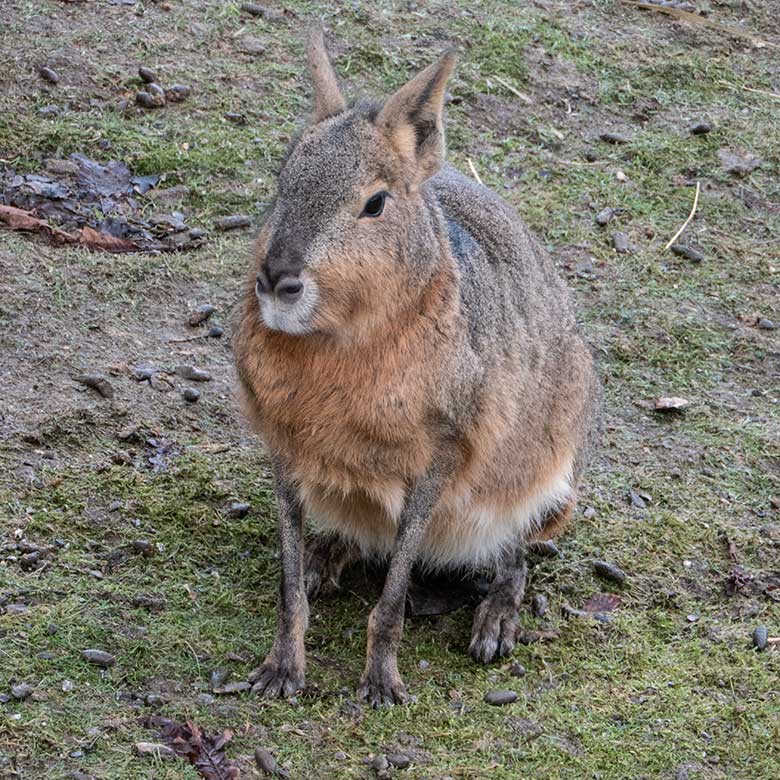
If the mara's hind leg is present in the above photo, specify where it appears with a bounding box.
[469,543,527,664]
[532,495,577,542]
[304,535,359,600]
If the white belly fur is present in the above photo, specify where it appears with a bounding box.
[301,458,573,571]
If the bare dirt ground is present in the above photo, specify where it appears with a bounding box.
[1,1,778,779]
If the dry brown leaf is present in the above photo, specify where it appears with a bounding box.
[160,720,240,780]
[1,205,143,252]
[0,204,77,244]
[78,225,140,252]
[582,593,623,613]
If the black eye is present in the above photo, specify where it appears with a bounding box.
[361,191,387,218]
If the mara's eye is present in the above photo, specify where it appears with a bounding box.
[361,190,387,218]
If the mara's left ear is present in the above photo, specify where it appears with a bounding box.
[307,28,346,123]
[376,50,457,182]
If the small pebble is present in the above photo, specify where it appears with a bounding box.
[74,374,114,399]
[612,232,630,253]
[138,66,157,83]
[484,689,518,706]
[131,364,158,381]
[561,604,589,619]
[508,662,526,677]
[387,752,411,769]
[671,244,704,263]
[46,623,59,635]
[182,387,201,403]
[62,680,75,693]
[596,207,616,226]
[238,36,266,55]
[147,83,166,104]
[529,539,560,558]
[227,501,251,518]
[593,560,627,586]
[144,693,166,706]
[757,318,776,330]
[176,365,211,382]
[196,692,215,705]
[752,625,768,651]
[132,539,154,557]
[599,131,629,144]
[166,84,191,102]
[224,112,246,124]
[39,66,60,84]
[254,747,289,777]
[189,303,216,327]
[687,614,699,623]
[334,750,348,761]
[689,121,712,135]
[418,659,430,670]
[208,325,224,338]
[241,2,283,21]
[136,90,163,109]
[214,214,251,231]
[11,683,34,701]
[583,505,597,519]
[532,593,548,618]
[371,754,390,771]
[210,667,231,690]
[81,648,115,667]
[135,742,176,760]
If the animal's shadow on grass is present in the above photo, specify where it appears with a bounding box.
[333,560,491,618]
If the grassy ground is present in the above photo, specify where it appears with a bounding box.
[1,1,779,779]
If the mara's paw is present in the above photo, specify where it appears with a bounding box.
[357,668,409,708]
[304,538,355,601]
[250,659,305,699]
[469,595,519,664]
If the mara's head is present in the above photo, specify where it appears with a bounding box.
[250,30,456,338]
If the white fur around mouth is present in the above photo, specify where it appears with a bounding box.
[257,273,319,335]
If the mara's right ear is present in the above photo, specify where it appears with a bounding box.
[307,28,346,123]
[376,50,457,183]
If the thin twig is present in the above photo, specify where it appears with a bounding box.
[555,158,605,166]
[492,75,533,105]
[166,333,211,344]
[664,181,700,251]
[467,158,483,185]
[620,0,779,49]
[719,80,780,101]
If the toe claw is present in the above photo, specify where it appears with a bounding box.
[250,661,304,699]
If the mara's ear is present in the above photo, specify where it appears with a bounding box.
[376,50,456,182]
[307,28,346,123]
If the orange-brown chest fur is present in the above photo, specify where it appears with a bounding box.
[235,269,459,498]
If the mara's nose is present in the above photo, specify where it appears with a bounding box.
[273,274,303,303]
[256,269,304,303]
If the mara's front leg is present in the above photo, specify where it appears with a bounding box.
[357,464,452,708]
[252,461,308,699]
